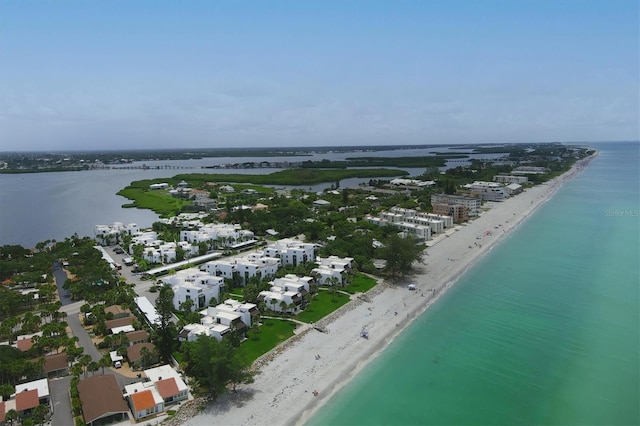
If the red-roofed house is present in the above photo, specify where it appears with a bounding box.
[127,388,163,421]
[16,389,39,414]
[16,337,33,352]
[155,377,188,405]
[144,364,189,406]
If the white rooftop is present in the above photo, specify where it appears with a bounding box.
[15,378,49,398]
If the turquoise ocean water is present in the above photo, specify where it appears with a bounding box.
[308,142,639,426]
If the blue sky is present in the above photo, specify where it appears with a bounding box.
[0,0,638,151]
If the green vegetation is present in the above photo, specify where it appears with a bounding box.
[300,156,453,168]
[177,335,255,397]
[379,234,426,278]
[235,319,298,365]
[118,186,192,217]
[343,273,378,294]
[173,168,407,186]
[296,290,351,323]
[117,168,407,217]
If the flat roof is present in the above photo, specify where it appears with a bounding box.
[15,378,49,398]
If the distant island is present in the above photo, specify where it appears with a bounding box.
[0,142,575,173]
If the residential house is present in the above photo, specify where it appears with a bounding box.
[127,343,158,370]
[15,378,50,415]
[42,353,69,378]
[143,364,189,406]
[104,305,131,319]
[312,199,331,208]
[124,385,164,421]
[77,374,129,426]
[126,330,150,347]
[105,316,134,333]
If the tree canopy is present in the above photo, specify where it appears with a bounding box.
[182,335,255,397]
[379,233,425,278]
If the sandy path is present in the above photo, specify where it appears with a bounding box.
[181,155,595,426]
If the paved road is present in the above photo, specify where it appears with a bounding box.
[51,263,142,423]
[65,309,101,361]
[49,376,73,426]
[52,262,73,306]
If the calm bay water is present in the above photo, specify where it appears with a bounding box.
[308,142,639,426]
[0,146,493,247]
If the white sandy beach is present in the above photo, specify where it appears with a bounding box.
[180,155,595,426]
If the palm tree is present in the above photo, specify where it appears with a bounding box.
[328,276,341,288]
[88,361,99,376]
[70,363,83,378]
[79,354,92,378]
[269,298,277,312]
[99,354,111,374]
[279,300,287,313]
[140,346,152,369]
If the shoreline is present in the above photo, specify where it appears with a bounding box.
[182,154,597,426]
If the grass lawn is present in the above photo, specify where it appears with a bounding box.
[296,290,351,323]
[172,351,184,366]
[236,318,297,364]
[343,273,378,294]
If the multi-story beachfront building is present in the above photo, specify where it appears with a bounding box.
[203,253,280,286]
[258,287,301,313]
[161,268,225,310]
[512,166,548,175]
[432,203,469,223]
[389,178,436,188]
[431,193,481,217]
[180,223,255,247]
[94,222,140,245]
[311,255,353,286]
[141,241,199,264]
[493,175,529,184]
[463,181,508,202]
[365,207,454,241]
[263,238,316,267]
[179,298,256,342]
[504,183,523,196]
[203,299,259,328]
